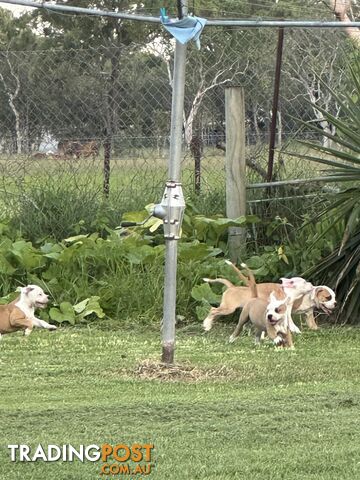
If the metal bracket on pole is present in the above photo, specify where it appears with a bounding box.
[159,181,185,239]
[120,181,185,239]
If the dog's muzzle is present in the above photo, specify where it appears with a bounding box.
[320,304,336,315]
[267,314,278,325]
[35,300,49,309]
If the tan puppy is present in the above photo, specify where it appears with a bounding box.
[228,290,293,348]
[203,261,313,333]
[0,285,56,338]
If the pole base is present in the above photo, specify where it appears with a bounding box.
[161,343,175,364]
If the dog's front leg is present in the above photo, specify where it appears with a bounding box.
[24,327,33,336]
[31,316,57,331]
[266,323,285,347]
[284,330,295,349]
[286,306,301,334]
[305,310,319,330]
[254,329,264,345]
[229,305,250,343]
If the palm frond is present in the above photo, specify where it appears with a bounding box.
[289,53,360,323]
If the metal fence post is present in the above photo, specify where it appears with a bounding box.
[267,27,285,183]
[161,0,188,364]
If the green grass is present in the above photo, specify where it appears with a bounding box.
[0,147,328,243]
[1,324,360,479]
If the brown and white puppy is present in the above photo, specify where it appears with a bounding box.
[228,275,293,347]
[292,285,337,330]
[203,261,313,333]
[0,285,56,339]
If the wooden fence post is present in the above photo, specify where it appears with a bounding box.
[225,86,246,263]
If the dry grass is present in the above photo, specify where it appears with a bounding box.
[104,358,237,382]
[133,359,236,382]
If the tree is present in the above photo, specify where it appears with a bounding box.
[283,29,347,147]
[0,9,42,153]
[329,0,360,45]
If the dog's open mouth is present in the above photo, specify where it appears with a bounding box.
[320,305,334,315]
[268,318,279,326]
[35,301,48,308]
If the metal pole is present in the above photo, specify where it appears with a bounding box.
[248,176,347,189]
[1,0,360,28]
[267,27,284,183]
[206,19,360,28]
[161,0,188,364]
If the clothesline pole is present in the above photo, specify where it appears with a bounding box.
[161,0,188,364]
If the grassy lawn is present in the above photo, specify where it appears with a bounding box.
[0,324,360,480]
[1,324,359,480]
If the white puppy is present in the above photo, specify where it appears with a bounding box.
[0,285,57,339]
[293,285,337,329]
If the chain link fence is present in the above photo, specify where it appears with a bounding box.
[0,24,352,241]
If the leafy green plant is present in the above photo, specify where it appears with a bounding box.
[49,296,105,325]
[121,202,260,253]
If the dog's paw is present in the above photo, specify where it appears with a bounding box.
[49,325,57,330]
[228,334,237,343]
[289,324,301,334]
[202,318,212,331]
[273,335,284,346]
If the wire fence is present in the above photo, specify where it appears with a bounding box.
[0,24,352,242]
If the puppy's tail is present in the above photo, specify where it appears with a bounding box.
[203,278,234,289]
[225,260,258,298]
[225,260,249,284]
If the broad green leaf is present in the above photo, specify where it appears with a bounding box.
[191,283,221,304]
[0,292,18,305]
[195,303,211,322]
[78,296,105,319]
[244,256,265,270]
[179,242,222,261]
[49,302,76,324]
[73,298,89,314]
[63,234,89,244]
[149,218,163,232]
[0,256,15,274]
[121,209,148,223]
[9,241,46,270]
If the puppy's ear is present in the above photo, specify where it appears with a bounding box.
[269,291,277,303]
[315,287,322,297]
[316,287,330,302]
[284,296,292,305]
[280,278,294,288]
[22,286,34,295]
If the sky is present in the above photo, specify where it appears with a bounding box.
[0,1,32,16]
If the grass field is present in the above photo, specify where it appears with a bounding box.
[1,323,359,480]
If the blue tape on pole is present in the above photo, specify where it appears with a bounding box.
[160,15,207,49]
